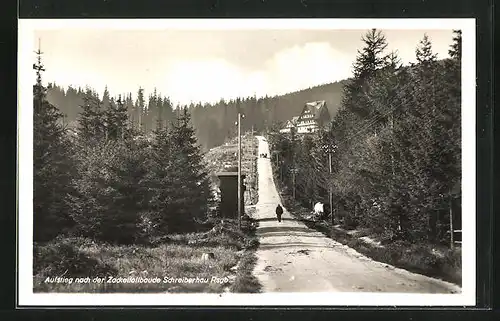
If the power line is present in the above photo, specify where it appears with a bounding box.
[337,80,415,147]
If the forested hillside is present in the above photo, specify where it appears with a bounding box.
[269,30,462,247]
[34,49,261,292]
[45,79,346,151]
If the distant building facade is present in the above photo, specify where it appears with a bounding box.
[280,100,331,134]
[280,116,299,133]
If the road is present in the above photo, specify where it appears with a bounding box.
[251,135,461,293]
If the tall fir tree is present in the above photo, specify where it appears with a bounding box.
[77,87,105,144]
[135,87,145,130]
[167,108,212,231]
[33,48,75,241]
[104,94,130,140]
[342,28,389,120]
[448,30,462,61]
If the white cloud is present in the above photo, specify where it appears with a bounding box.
[264,42,353,94]
[161,42,352,105]
[163,59,246,104]
[36,29,455,105]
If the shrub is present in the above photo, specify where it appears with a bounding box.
[33,237,117,278]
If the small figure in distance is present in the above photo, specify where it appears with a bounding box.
[276,204,283,223]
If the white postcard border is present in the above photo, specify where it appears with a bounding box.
[18,18,476,307]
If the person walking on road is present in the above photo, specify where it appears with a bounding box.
[276,204,283,222]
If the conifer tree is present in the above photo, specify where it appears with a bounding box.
[342,29,389,120]
[162,96,174,129]
[102,85,111,108]
[77,87,105,144]
[33,48,75,241]
[68,138,149,244]
[135,87,145,130]
[448,30,462,61]
[156,96,163,130]
[104,94,130,140]
[167,108,212,230]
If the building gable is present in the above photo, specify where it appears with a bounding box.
[280,100,330,134]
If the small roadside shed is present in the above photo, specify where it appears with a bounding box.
[216,167,246,219]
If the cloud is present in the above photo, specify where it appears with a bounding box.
[264,42,353,94]
[164,59,246,104]
[162,42,352,104]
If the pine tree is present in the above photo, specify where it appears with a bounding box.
[68,138,149,244]
[102,85,111,108]
[162,96,174,129]
[448,30,462,61]
[146,123,181,236]
[77,87,105,144]
[33,48,75,241]
[135,87,145,130]
[156,95,163,130]
[148,106,212,235]
[353,29,389,80]
[415,33,438,70]
[396,34,454,242]
[104,94,130,140]
[125,92,134,125]
[166,108,212,231]
[343,28,389,120]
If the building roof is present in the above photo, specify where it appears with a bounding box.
[216,171,246,177]
[280,100,329,131]
[304,100,327,119]
[284,116,300,128]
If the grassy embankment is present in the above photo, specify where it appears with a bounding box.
[33,135,261,293]
[270,154,462,287]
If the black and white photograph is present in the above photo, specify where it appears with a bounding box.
[17,19,476,306]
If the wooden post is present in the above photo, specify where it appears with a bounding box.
[449,197,454,249]
[329,151,333,226]
[238,112,242,230]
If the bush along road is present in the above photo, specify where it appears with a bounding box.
[251,136,461,293]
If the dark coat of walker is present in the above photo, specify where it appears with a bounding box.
[276,204,283,222]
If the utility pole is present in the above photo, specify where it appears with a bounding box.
[276,152,282,182]
[238,112,242,230]
[329,151,333,226]
[449,195,454,249]
[322,136,336,226]
[251,125,255,157]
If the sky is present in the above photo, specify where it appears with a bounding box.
[34,28,455,106]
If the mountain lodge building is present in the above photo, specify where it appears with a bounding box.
[280,100,331,134]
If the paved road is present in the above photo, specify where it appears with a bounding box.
[251,136,461,293]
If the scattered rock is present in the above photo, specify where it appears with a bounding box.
[263,265,283,273]
[201,252,215,260]
[167,286,182,293]
[296,249,310,255]
[360,236,384,248]
[431,248,445,259]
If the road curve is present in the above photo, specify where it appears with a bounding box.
[251,135,461,293]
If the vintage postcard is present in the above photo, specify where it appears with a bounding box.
[18,18,476,306]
